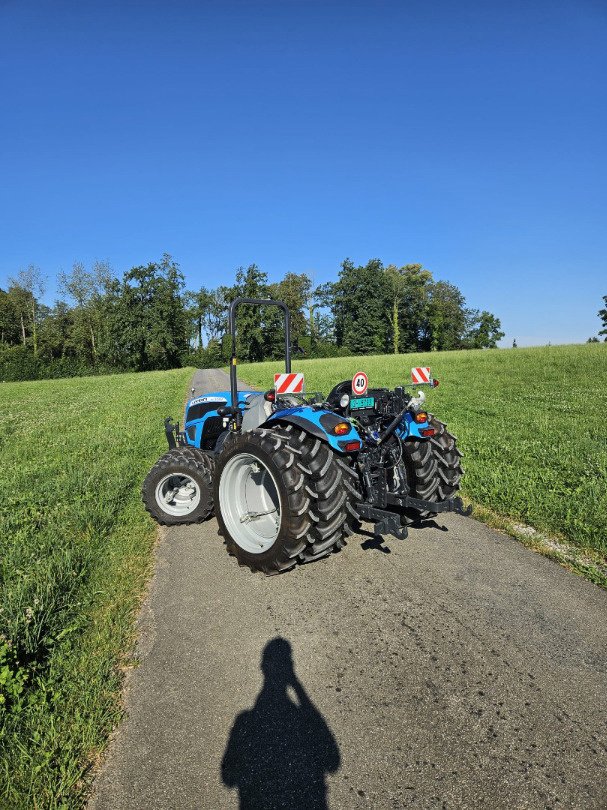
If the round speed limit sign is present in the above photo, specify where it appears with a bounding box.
[352,371,368,397]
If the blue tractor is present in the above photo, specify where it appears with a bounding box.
[142,298,470,574]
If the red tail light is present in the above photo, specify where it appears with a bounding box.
[264,390,276,401]
[420,428,435,437]
[339,440,361,452]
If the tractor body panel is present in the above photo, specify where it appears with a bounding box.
[396,411,432,440]
[183,391,255,451]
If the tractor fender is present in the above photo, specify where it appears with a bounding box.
[266,407,362,454]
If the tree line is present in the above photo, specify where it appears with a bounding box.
[0,254,505,381]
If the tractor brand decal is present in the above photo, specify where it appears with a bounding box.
[274,372,305,394]
[189,396,227,406]
[352,371,369,397]
[411,367,431,384]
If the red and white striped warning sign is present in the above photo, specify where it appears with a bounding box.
[411,367,431,384]
[274,372,305,394]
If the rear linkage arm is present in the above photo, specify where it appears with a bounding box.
[388,493,473,517]
[355,495,472,542]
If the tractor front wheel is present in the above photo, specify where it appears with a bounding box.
[142,447,214,525]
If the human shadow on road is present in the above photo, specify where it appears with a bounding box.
[221,637,340,810]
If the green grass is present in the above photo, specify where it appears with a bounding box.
[0,368,193,808]
[238,344,607,566]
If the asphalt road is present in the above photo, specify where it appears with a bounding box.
[90,370,607,809]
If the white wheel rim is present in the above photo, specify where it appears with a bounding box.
[155,472,201,517]
[219,453,281,554]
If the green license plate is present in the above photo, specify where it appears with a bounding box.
[350,396,375,410]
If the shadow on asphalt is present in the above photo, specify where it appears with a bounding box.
[221,637,340,810]
[359,517,449,554]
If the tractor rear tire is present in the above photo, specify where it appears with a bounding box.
[142,447,214,526]
[402,415,464,519]
[214,425,360,574]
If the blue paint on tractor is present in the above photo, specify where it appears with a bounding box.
[183,391,255,448]
[182,390,431,454]
[397,410,431,440]
[267,406,361,453]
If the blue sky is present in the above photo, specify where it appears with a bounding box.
[1,0,605,346]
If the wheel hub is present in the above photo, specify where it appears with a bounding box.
[219,453,281,553]
[155,473,201,517]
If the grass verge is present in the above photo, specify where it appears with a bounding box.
[0,368,193,808]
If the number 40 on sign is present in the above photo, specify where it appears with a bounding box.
[352,371,368,396]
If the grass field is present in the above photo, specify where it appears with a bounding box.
[238,344,607,579]
[0,368,192,808]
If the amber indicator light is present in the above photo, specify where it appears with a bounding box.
[333,422,351,436]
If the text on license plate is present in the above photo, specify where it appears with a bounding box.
[350,397,375,410]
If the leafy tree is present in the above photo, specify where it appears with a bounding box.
[0,289,20,345]
[58,261,111,363]
[7,283,31,347]
[599,295,607,340]
[425,281,466,351]
[463,310,505,348]
[269,272,311,348]
[104,254,187,371]
[384,263,433,353]
[38,301,74,360]
[321,259,391,355]
[312,311,335,342]
[7,267,45,355]
[230,264,269,362]
[201,285,232,346]
[185,287,215,349]
[385,265,406,354]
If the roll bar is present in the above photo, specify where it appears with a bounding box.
[228,297,291,424]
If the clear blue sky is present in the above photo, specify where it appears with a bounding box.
[1,0,605,346]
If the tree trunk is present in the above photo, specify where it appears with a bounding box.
[90,323,97,361]
[308,304,315,347]
[392,297,399,354]
[20,314,26,346]
[198,316,203,350]
[31,301,38,356]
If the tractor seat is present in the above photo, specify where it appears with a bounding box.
[326,380,352,407]
[241,393,273,432]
